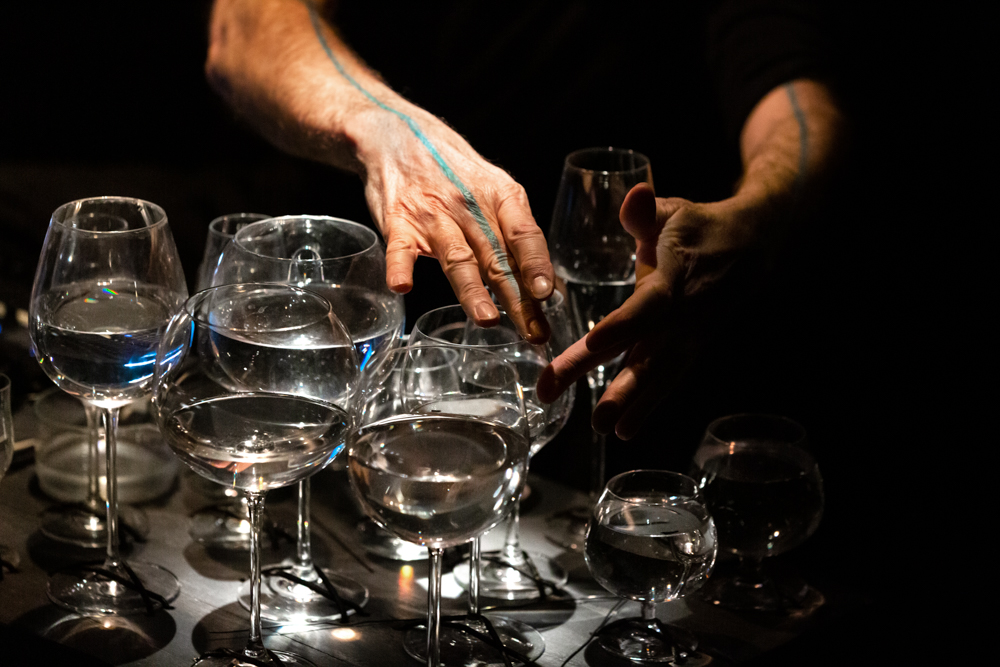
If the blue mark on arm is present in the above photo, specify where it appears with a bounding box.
[783,82,809,197]
[303,1,518,291]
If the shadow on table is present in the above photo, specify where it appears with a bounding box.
[8,605,176,665]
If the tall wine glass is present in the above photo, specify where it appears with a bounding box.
[691,414,823,612]
[154,284,356,666]
[1,373,19,571]
[214,215,404,621]
[585,470,716,664]
[29,196,187,614]
[348,345,530,667]
[189,212,270,549]
[546,147,653,549]
[409,294,575,662]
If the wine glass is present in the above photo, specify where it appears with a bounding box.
[585,470,716,664]
[214,215,404,621]
[546,147,653,549]
[1,373,20,571]
[348,345,530,667]
[409,293,575,662]
[154,283,356,666]
[189,212,270,550]
[690,414,824,612]
[29,196,186,615]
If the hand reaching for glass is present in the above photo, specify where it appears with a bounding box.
[538,182,756,439]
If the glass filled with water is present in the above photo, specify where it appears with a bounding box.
[585,470,716,664]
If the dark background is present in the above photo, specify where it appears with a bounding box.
[0,2,956,662]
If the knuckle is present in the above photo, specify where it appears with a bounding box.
[439,241,478,270]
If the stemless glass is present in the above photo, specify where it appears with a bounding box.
[348,346,530,667]
[409,294,575,663]
[214,215,404,621]
[189,212,270,550]
[30,196,187,615]
[154,284,357,667]
[585,470,716,664]
[1,373,19,570]
[691,414,824,612]
[546,147,653,549]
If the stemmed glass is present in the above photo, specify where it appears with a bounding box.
[585,470,716,664]
[546,147,653,549]
[348,345,530,667]
[690,414,824,612]
[1,373,19,572]
[188,212,270,550]
[409,293,575,662]
[29,196,187,614]
[214,215,404,621]
[154,284,357,666]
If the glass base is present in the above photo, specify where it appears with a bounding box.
[699,572,825,615]
[544,506,590,551]
[47,560,180,615]
[356,518,427,561]
[238,567,369,623]
[452,552,567,601]
[596,618,711,665]
[403,616,545,666]
[40,502,149,549]
[190,504,252,550]
[193,649,315,666]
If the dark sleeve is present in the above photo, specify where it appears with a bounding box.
[707,0,833,140]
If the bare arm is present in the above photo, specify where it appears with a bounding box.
[538,79,845,438]
[205,0,554,342]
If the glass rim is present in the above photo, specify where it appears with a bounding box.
[207,212,271,237]
[703,413,807,447]
[564,146,650,175]
[232,215,381,263]
[50,196,168,234]
[183,283,336,334]
[603,469,701,504]
[412,291,565,348]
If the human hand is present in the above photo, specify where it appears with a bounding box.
[356,105,554,343]
[537,182,755,439]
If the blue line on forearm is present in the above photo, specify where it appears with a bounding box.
[304,2,518,291]
[784,82,809,197]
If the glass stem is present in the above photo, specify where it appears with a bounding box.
[84,403,102,512]
[468,538,480,615]
[245,491,268,660]
[427,547,444,667]
[587,371,608,503]
[641,600,657,622]
[295,478,314,575]
[500,499,525,565]
[102,406,122,567]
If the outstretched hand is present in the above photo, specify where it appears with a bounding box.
[537,182,753,439]
[359,106,554,344]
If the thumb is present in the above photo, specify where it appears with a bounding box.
[619,183,659,281]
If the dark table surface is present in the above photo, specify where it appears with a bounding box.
[0,394,873,667]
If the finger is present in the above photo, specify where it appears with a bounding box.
[495,190,555,301]
[383,229,420,294]
[429,231,501,326]
[591,338,688,440]
[461,202,549,343]
[536,334,632,404]
[585,277,676,353]
[613,340,695,440]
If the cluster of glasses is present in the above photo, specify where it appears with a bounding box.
[15,145,825,666]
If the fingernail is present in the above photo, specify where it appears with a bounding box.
[475,302,498,322]
[526,317,548,343]
[531,276,552,299]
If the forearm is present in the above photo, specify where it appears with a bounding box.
[206,0,411,173]
[730,79,845,240]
